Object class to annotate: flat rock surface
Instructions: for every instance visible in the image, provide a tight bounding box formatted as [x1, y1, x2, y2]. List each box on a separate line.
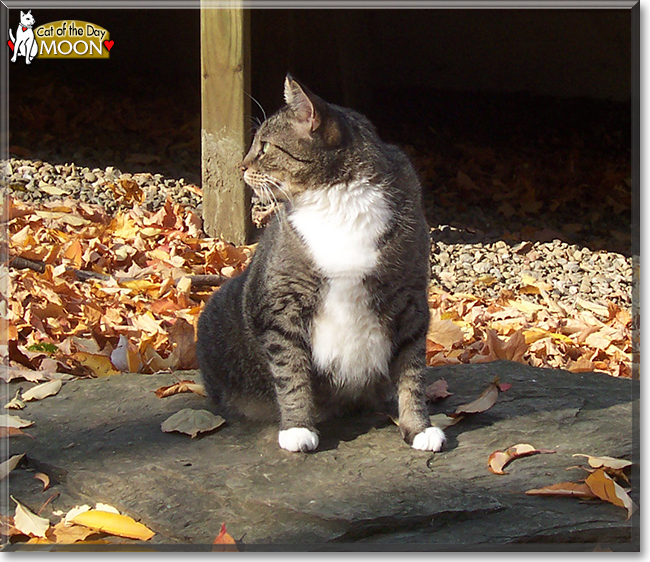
[2, 361, 639, 551]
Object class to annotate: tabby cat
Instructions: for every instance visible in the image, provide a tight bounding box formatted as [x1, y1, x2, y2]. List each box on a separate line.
[196, 76, 445, 453]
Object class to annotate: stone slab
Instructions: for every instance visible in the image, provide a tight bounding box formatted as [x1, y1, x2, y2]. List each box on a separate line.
[2, 361, 639, 551]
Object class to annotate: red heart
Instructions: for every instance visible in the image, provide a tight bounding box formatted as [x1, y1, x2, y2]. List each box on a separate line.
[7, 39, 14, 52]
[103, 40, 114, 52]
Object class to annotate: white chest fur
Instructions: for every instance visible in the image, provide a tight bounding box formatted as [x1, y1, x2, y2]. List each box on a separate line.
[289, 181, 393, 390]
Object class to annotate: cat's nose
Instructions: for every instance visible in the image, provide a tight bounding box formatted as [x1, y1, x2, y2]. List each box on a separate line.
[240, 163, 247, 173]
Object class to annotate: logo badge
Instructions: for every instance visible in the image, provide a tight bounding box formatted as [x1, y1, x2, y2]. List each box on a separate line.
[8, 10, 113, 63]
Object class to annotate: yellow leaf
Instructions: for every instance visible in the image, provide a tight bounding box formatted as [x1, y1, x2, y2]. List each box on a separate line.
[73, 352, 121, 377]
[120, 279, 160, 295]
[523, 328, 573, 345]
[110, 215, 140, 239]
[71, 509, 155, 541]
[585, 469, 637, 520]
[508, 299, 545, 315]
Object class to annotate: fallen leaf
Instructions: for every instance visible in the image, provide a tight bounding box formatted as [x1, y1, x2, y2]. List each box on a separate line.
[572, 454, 633, 470]
[71, 509, 155, 541]
[425, 379, 452, 402]
[0, 367, 50, 383]
[525, 482, 598, 499]
[94, 503, 120, 515]
[488, 443, 556, 475]
[428, 413, 464, 430]
[50, 520, 97, 544]
[498, 382, 512, 392]
[74, 351, 121, 377]
[486, 329, 528, 362]
[0, 427, 32, 439]
[4, 389, 26, 410]
[63, 505, 91, 526]
[166, 317, 198, 370]
[155, 380, 207, 398]
[450, 376, 501, 417]
[585, 468, 637, 519]
[0, 514, 23, 537]
[0, 414, 34, 428]
[427, 319, 466, 348]
[576, 297, 610, 318]
[0, 454, 25, 480]
[22, 379, 63, 402]
[109, 335, 142, 373]
[161, 408, 225, 438]
[34, 472, 50, 492]
[12, 496, 50, 538]
[212, 522, 238, 552]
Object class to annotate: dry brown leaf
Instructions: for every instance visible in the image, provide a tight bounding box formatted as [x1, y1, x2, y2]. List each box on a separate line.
[425, 379, 452, 402]
[428, 413, 464, 430]
[585, 468, 637, 519]
[0, 514, 23, 537]
[427, 319, 466, 348]
[0, 427, 33, 439]
[167, 317, 198, 370]
[486, 329, 528, 362]
[50, 520, 97, 544]
[155, 380, 207, 399]
[525, 482, 598, 499]
[450, 376, 501, 417]
[161, 408, 225, 438]
[22, 379, 63, 402]
[488, 444, 556, 475]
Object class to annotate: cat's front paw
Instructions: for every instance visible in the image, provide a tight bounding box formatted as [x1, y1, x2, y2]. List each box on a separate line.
[278, 427, 319, 452]
[411, 427, 446, 452]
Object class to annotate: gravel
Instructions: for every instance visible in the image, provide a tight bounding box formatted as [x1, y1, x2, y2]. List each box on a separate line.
[1, 156, 632, 311]
[429, 224, 632, 309]
[1, 158, 202, 216]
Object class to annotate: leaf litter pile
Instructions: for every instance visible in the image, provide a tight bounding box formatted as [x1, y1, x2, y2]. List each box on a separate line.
[1, 194, 254, 382]
[1, 190, 633, 383]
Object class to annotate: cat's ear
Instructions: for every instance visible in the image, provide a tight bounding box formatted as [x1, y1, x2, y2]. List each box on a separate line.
[283, 75, 321, 132]
[20, 10, 25, 16]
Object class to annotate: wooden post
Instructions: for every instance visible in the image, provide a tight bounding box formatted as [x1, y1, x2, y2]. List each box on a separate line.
[200, 3, 252, 245]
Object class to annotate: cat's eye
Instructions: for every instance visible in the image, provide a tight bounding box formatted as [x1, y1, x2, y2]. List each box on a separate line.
[259, 141, 269, 156]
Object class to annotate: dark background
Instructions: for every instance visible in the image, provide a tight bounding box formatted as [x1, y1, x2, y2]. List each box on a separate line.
[7, 8, 634, 254]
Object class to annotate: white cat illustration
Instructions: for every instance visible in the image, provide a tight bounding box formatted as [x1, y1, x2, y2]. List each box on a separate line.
[9, 10, 38, 64]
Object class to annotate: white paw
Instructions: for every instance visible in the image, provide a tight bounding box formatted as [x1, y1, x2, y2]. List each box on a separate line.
[278, 427, 319, 452]
[411, 427, 446, 452]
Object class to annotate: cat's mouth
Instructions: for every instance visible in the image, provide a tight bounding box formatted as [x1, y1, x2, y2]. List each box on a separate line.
[244, 170, 292, 204]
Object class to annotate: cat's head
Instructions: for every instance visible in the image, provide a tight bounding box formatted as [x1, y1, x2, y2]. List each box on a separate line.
[241, 75, 373, 204]
[20, 10, 35, 27]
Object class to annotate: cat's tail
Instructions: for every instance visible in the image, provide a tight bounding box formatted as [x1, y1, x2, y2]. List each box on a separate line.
[9, 28, 15, 43]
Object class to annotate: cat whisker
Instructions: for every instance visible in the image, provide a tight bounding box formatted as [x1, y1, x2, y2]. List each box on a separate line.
[246, 91, 267, 122]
